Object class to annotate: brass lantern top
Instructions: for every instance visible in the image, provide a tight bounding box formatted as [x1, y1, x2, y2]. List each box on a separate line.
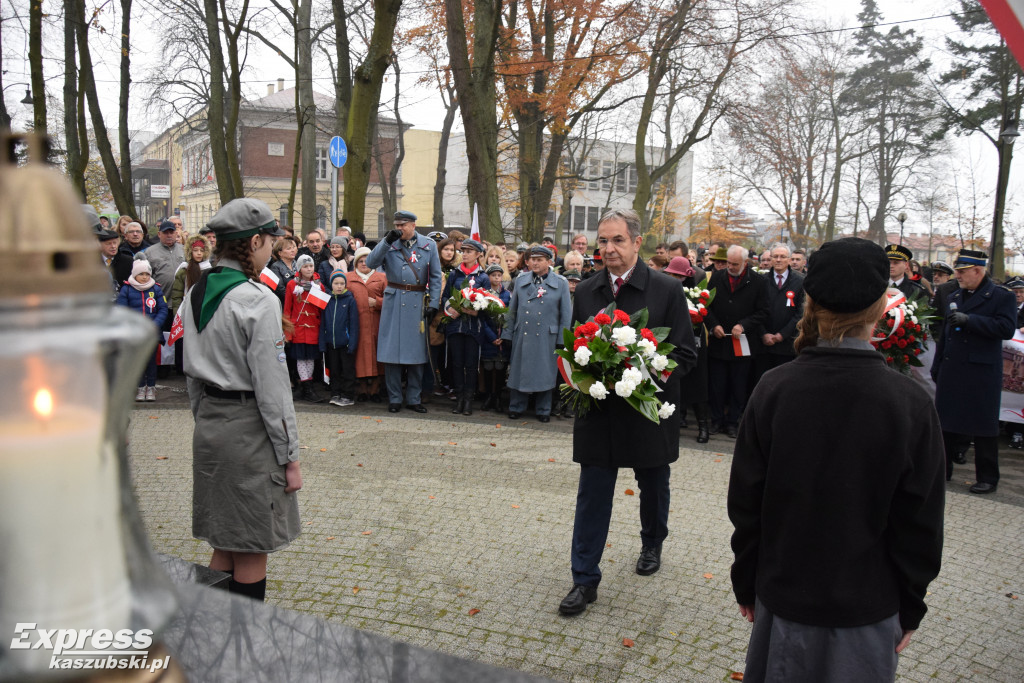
[0, 133, 112, 301]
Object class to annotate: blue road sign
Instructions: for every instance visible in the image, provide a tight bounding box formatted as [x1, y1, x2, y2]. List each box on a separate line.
[329, 136, 348, 168]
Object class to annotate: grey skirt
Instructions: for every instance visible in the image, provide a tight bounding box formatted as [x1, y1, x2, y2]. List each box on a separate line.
[192, 394, 301, 553]
[744, 598, 902, 683]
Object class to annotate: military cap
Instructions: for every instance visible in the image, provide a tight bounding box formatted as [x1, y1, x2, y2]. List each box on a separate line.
[82, 204, 103, 234]
[884, 244, 913, 261]
[954, 249, 988, 269]
[709, 246, 728, 261]
[592, 247, 602, 262]
[1006, 276, 1024, 289]
[804, 238, 888, 313]
[461, 238, 485, 253]
[206, 198, 285, 240]
[485, 264, 504, 275]
[563, 269, 582, 281]
[158, 220, 178, 233]
[394, 210, 417, 223]
[516, 242, 530, 253]
[931, 261, 953, 276]
[528, 245, 554, 259]
[428, 231, 448, 241]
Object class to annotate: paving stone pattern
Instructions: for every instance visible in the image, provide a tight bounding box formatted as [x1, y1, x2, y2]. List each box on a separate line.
[129, 389, 1024, 682]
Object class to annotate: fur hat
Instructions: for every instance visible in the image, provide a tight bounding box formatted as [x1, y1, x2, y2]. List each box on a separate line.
[353, 246, 372, 265]
[804, 238, 888, 313]
[185, 233, 211, 261]
[131, 259, 152, 278]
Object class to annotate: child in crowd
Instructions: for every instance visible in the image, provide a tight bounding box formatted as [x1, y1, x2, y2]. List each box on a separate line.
[320, 271, 360, 407]
[284, 254, 325, 402]
[116, 259, 168, 401]
[480, 264, 511, 412]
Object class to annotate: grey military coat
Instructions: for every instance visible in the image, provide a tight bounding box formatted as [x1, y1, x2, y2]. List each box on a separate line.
[502, 269, 573, 393]
[366, 233, 442, 365]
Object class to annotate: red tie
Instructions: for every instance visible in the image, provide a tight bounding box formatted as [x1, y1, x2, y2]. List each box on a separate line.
[777, 274, 783, 290]
[615, 276, 624, 296]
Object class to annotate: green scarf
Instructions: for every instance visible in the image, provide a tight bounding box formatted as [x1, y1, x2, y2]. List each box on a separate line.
[197, 268, 249, 332]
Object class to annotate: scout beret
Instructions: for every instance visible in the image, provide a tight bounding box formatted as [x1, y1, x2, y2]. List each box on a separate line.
[394, 210, 417, 223]
[529, 245, 554, 259]
[931, 261, 953, 276]
[804, 238, 888, 313]
[954, 249, 987, 269]
[884, 244, 912, 261]
[485, 264, 504, 275]
[206, 198, 285, 240]
[461, 238, 485, 252]
[563, 269, 582, 281]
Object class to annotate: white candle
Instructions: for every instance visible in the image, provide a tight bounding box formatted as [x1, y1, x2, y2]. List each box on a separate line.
[0, 397, 131, 670]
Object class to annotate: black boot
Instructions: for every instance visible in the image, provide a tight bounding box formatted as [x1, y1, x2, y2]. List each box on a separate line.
[462, 391, 473, 416]
[452, 399, 464, 415]
[697, 421, 710, 444]
[481, 393, 496, 411]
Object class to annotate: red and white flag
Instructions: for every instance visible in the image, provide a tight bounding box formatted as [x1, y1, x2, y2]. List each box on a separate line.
[732, 333, 751, 357]
[260, 267, 280, 289]
[470, 203, 481, 242]
[305, 286, 330, 310]
[167, 311, 184, 345]
[980, 0, 1024, 67]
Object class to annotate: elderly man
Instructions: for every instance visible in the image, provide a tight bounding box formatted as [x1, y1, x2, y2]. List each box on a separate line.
[366, 210, 442, 413]
[932, 249, 1016, 493]
[112, 221, 149, 284]
[558, 209, 697, 616]
[502, 245, 572, 422]
[755, 242, 804, 382]
[199, 225, 217, 251]
[297, 228, 329, 273]
[572, 233, 590, 256]
[145, 220, 186, 294]
[704, 245, 769, 437]
[885, 244, 926, 299]
[931, 261, 953, 286]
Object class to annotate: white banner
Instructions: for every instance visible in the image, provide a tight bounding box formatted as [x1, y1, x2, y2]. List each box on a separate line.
[1000, 330, 1024, 424]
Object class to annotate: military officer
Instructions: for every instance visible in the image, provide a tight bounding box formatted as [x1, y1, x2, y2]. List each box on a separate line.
[366, 210, 442, 413]
[931, 249, 1016, 494]
[885, 244, 926, 300]
[502, 245, 573, 422]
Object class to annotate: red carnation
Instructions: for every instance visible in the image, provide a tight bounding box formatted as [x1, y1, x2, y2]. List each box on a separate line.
[907, 335, 915, 343]
[913, 348, 921, 356]
[595, 313, 612, 325]
[903, 354, 910, 363]
[699, 292, 710, 301]
[897, 339, 907, 349]
[641, 328, 656, 343]
[885, 356, 894, 363]
[896, 327, 905, 337]
[915, 324, 922, 332]
[617, 345, 627, 353]
[881, 340, 892, 350]
[614, 309, 631, 324]
[573, 338, 589, 350]
[689, 311, 702, 323]
[577, 321, 599, 338]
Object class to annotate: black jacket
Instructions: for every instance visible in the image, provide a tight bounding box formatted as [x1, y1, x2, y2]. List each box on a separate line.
[704, 268, 770, 360]
[729, 344, 945, 631]
[111, 240, 149, 286]
[892, 276, 926, 301]
[756, 268, 804, 357]
[571, 261, 697, 468]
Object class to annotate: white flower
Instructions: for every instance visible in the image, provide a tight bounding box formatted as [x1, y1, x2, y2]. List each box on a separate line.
[651, 354, 669, 372]
[589, 382, 608, 400]
[637, 338, 657, 358]
[622, 367, 643, 384]
[611, 325, 637, 346]
[472, 298, 488, 311]
[658, 402, 676, 419]
[574, 346, 593, 365]
[615, 379, 637, 397]
[911, 316, 918, 324]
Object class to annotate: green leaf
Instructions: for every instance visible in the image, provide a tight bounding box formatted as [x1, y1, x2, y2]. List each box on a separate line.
[631, 308, 649, 330]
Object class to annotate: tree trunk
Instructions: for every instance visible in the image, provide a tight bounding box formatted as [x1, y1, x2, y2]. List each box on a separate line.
[445, 0, 503, 242]
[991, 139, 1013, 280]
[203, 0, 235, 205]
[29, 0, 46, 135]
[287, 85, 301, 228]
[221, 0, 248, 198]
[118, 0, 134, 205]
[332, 0, 352, 133]
[0, 22, 10, 129]
[432, 96, 458, 230]
[343, 0, 403, 235]
[296, 0, 317, 238]
[63, 8, 85, 197]
[73, 0, 137, 217]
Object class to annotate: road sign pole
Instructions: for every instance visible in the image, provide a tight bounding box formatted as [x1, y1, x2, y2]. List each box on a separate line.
[331, 166, 339, 239]
[327, 135, 348, 239]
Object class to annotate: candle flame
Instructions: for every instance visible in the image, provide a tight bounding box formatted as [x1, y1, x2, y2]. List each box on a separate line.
[33, 388, 54, 418]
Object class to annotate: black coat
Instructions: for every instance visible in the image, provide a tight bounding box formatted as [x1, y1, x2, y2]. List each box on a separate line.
[892, 276, 926, 301]
[111, 240, 148, 285]
[757, 268, 805, 357]
[729, 344, 945, 631]
[704, 267, 770, 360]
[932, 277, 1016, 436]
[571, 261, 697, 468]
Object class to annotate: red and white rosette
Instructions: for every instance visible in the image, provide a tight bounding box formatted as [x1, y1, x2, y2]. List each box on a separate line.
[786, 290, 795, 307]
[871, 289, 907, 342]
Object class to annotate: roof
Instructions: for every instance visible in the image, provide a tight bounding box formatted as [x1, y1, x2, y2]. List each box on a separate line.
[245, 86, 337, 112]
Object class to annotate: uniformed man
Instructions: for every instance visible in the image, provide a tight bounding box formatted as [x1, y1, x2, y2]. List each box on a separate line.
[931, 261, 953, 287]
[885, 244, 926, 300]
[931, 249, 1016, 494]
[501, 245, 572, 422]
[366, 210, 442, 413]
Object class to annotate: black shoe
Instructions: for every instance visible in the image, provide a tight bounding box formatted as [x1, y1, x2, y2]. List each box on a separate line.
[708, 422, 723, 435]
[406, 404, 428, 414]
[304, 384, 325, 404]
[697, 421, 710, 444]
[969, 482, 997, 494]
[452, 400, 464, 415]
[481, 394, 496, 411]
[636, 546, 662, 576]
[725, 424, 738, 439]
[558, 584, 598, 616]
[388, 403, 401, 413]
[953, 449, 968, 465]
[356, 393, 368, 403]
[462, 400, 473, 416]
[508, 412, 521, 420]
[371, 393, 383, 403]
[538, 415, 550, 423]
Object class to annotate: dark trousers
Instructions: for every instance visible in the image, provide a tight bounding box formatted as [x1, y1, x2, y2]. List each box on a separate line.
[943, 431, 999, 484]
[138, 353, 157, 388]
[709, 356, 753, 428]
[325, 346, 356, 399]
[570, 463, 671, 587]
[447, 333, 480, 400]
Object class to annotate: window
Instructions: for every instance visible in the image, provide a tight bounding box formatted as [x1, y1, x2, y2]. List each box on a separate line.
[601, 161, 613, 191]
[587, 159, 601, 191]
[545, 210, 556, 230]
[587, 206, 600, 231]
[574, 206, 587, 232]
[629, 165, 638, 193]
[615, 163, 628, 193]
[316, 148, 329, 181]
[315, 205, 327, 230]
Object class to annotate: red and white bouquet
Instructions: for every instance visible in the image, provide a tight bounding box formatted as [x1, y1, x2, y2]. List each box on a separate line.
[440, 286, 507, 325]
[871, 289, 937, 375]
[556, 303, 678, 424]
[682, 276, 715, 324]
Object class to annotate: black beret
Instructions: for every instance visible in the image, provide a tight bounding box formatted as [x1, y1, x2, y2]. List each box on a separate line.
[804, 238, 888, 313]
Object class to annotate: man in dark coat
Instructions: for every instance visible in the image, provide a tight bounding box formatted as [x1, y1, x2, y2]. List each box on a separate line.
[931, 249, 1016, 493]
[754, 243, 804, 383]
[703, 245, 769, 437]
[885, 244, 926, 300]
[558, 209, 697, 616]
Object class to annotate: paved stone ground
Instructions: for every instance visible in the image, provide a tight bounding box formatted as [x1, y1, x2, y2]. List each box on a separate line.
[129, 375, 1024, 681]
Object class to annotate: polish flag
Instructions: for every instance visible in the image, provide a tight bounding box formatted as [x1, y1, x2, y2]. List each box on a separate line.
[167, 311, 184, 345]
[470, 203, 480, 242]
[305, 286, 330, 310]
[259, 267, 280, 290]
[980, 0, 1024, 67]
[732, 333, 751, 358]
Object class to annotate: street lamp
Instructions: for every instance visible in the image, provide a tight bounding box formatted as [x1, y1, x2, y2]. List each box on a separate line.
[992, 117, 1019, 279]
[2, 82, 34, 105]
[897, 212, 907, 245]
[565, 189, 574, 257]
